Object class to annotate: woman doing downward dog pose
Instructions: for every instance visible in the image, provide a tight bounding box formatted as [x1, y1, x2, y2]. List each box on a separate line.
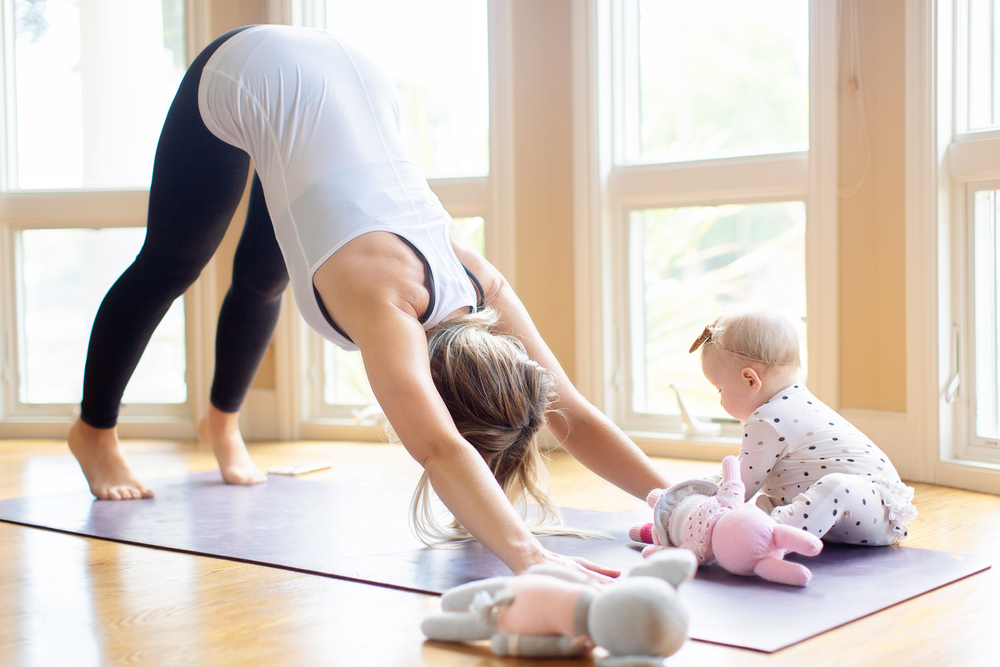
[68, 25, 670, 576]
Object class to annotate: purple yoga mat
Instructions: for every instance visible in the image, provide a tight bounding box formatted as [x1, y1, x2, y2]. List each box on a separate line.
[0, 472, 989, 652]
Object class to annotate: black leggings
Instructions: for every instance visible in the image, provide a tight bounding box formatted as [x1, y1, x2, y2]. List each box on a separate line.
[80, 27, 289, 429]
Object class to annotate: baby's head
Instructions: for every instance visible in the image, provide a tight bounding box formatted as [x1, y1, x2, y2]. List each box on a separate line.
[690, 308, 800, 421]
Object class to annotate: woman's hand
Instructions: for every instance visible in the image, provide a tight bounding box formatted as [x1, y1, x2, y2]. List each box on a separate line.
[525, 548, 621, 584]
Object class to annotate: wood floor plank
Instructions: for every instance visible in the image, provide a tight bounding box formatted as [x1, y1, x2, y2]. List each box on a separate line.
[0, 439, 996, 666]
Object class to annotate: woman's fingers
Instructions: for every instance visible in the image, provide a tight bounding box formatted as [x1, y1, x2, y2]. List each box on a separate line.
[567, 555, 621, 582]
[536, 550, 620, 584]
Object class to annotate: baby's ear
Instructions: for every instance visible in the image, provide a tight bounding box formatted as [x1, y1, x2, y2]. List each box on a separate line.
[742, 367, 762, 393]
[627, 548, 697, 587]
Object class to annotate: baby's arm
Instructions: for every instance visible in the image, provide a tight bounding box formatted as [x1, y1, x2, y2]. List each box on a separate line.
[739, 418, 788, 502]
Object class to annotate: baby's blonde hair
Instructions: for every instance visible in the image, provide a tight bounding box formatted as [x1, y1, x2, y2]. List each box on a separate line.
[697, 308, 800, 370]
[410, 307, 587, 545]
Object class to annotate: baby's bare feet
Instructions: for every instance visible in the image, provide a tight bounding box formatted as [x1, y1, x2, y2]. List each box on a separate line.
[68, 419, 154, 500]
[198, 408, 267, 486]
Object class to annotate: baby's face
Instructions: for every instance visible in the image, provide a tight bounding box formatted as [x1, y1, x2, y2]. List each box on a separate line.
[701, 351, 758, 422]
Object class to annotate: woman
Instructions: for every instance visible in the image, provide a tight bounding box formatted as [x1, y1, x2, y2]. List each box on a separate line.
[69, 25, 670, 577]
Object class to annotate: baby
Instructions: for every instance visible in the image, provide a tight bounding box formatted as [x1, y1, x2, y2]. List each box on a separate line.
[691, 308, 917, 545]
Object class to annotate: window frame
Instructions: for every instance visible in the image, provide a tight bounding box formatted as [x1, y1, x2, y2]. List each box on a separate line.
[0, 1, 212, 439]
[895, 0, 1000, 494]
[937, 0, 1000, 475]
[962, 180, 1000, 455]
[571, 0, 839, 458]
[269, 0, 515, 440]
[941, 0, 1000, 464]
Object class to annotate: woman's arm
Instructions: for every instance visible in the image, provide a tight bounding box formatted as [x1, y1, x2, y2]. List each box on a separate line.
[492, 282, 671, 499]
[313, 235, 616, 576]
[352, 301, 617, 576]
[449, 232, 672, 500]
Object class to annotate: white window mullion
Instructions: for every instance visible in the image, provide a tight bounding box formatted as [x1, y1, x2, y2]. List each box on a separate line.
[428, 177, 490, 219]
[931, 0, 1000, 493]
[805, 0, 841, 409]
[0, 2, 211, 439]
[281, 1, 505, 440]
[607, 153, 808, 207]
[585, 0, 819, 457]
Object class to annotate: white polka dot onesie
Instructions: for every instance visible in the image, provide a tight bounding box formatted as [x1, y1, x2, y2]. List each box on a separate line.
[740, 384, 917, 545]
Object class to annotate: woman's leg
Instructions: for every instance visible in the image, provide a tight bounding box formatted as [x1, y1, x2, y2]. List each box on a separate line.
[70, 26, 254, 500]
[199, 173, 289, 484]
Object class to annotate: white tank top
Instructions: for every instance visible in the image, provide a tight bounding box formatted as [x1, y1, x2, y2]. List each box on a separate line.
[197, 25, 478, 351]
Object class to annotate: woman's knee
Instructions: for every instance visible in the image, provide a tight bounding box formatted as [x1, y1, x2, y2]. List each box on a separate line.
[230, 261, 289, 303]
[127, 246, 208, 298]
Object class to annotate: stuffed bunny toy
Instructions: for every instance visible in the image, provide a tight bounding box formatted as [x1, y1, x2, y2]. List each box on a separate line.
[630, 456, 823, 587]
[421, 549, 698, 666]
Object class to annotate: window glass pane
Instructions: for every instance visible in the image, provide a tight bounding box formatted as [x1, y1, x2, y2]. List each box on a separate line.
[965, 0, 1000, 131]
[972, 190, 1000, 439]
[17, 229, 186, 404]
[10, 0, 186, 189]
[635, 0, 808, 163]
[323, 340, 373, 407]
[322, 217, 485, 407]
[325, 0, 488, 178]
[631, 202, 807, 420]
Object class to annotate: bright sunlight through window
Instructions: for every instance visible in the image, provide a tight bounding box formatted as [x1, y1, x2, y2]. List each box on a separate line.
[325, 0, 488, 178]
[633, 0, 808, 163]
[17, 228, 186, 405]
[630, 203, 807, 421]
[972, 189, 1000, 442]
[10, 0, 185, 189]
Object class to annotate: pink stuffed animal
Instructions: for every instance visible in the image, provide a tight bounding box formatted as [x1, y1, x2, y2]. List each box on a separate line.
[630, 456, 823, 586]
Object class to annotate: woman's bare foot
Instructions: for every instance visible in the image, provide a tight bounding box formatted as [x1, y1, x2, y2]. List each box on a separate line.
[198, 407, 267, 485]
[68, 419, 154, 500]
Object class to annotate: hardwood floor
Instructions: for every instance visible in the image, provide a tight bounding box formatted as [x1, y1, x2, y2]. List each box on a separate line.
[0, 438, 996, 666]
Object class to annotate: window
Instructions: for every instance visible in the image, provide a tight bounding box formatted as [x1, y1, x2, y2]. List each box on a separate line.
[6, 0, 184, 185]
[629, 202, 807, 425]
[298, 0, 500, 427]
[969, 187, 999, 445]
[325, 0, 488, 178]
[939, 0, 1000, 466]
[313, 216, 486, 419]
[0, 0, 196, 435]
[961, 0, 1000, 133]
[16, 228, 185, 405]
[589, 0, 818, 444]
[626, 1, 808, 163]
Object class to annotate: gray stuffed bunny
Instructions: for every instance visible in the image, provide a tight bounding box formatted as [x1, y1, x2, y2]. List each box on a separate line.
[421, 549, 697, 666]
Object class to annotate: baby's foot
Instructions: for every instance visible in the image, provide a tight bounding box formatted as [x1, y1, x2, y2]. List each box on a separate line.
[198, 409, 267, 485]
[68, 419, 154, 500]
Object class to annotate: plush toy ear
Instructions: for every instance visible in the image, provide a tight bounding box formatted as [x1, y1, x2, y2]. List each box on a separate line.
[721, 455, 740, 482]
[752, 555, 813, 587]
[440, 577, 512, 612]
[490, 634, 590, 658]
[595, 656, 673, 667]
[421, 610, 495, 643]
[628, 522, 656, 545]
[628, 548, 698, 588]
[772, 524, 823, 557]
[646, 488, 665, 507]
[641, 544, 666, 558]
[715, 456, 746, 508]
